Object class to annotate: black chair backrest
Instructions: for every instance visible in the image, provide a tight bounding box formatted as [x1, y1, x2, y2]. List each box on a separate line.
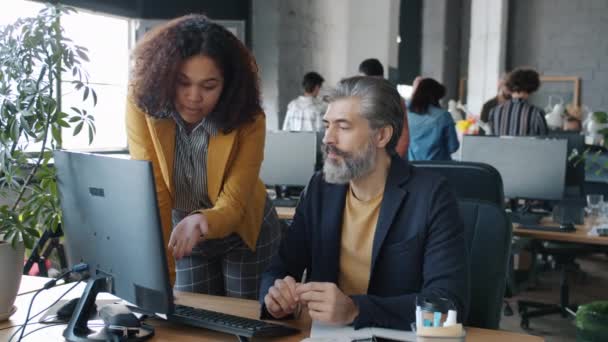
[459, 199, 512, 329]
[412, 161, 504, 206]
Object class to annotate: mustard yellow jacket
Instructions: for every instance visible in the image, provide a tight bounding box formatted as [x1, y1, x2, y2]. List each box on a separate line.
[125, 98, 267, 280]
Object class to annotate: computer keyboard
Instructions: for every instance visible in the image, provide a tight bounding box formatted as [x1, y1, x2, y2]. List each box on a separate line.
[507, 211, 543, 225]
[171, 304, 300, 338]
[517, 224, 573, 233]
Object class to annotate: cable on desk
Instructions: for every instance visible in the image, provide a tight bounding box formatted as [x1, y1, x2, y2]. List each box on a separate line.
[10, 263, 88, 342]
[30, 281, 82, 323]
[19, 322, 106, 340]
[1, 280, 82, 335]
[16, 280, 71, 297]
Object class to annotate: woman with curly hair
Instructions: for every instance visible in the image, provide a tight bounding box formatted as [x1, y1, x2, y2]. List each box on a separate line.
[126, 14, 282, 299]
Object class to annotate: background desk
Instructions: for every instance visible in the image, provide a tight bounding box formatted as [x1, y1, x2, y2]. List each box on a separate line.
[513, 217, 608, 246]
[0, 276, 544, 341]
[278, 206, 608, 246]
[276, 206, 295, 221]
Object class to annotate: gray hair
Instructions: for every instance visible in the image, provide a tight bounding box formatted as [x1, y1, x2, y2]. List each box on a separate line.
[328, 76, 404, 154]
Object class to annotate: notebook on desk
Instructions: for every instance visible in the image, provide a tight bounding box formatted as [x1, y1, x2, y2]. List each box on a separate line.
[308, 321, 415, 342]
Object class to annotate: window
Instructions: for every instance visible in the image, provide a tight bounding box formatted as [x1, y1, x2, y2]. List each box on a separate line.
[60, 9, 130, 151]
[1, 0, 130, 152]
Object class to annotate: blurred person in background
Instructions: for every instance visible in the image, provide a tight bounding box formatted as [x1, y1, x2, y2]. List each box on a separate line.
[407, 78, 459, 161]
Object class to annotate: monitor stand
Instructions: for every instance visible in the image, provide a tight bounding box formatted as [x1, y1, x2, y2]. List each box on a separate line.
[63, 276, 154, 342]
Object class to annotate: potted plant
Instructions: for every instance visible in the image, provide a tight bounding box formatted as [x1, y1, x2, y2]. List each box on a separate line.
[0, 3, 96, 320]
[576, 301, 608, 341]
[584, 111, 608, 146]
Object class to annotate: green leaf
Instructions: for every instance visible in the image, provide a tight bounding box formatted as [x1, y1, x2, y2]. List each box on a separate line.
[23, 234, 34, 249]
[73, 121, 83, 136]
[83, 86, 89, 102]
[10, 119, 20, 141]
[76, 49, 89, 62]
[57, 119, 70, 128]
[51, 125, 62, 144]
[24, 227, 40, 238]
[91, 89, 97, 106]
[88, 124, 94, 145]
[593, 112, 608, 124]
[68, 116, 81, 123]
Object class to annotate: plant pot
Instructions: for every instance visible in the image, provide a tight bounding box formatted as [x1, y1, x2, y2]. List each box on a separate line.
[0, 240, 24, 321]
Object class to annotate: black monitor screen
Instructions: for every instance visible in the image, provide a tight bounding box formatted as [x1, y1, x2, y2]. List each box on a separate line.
[545, 131, 585, 195]
[55, 150, 172, 315]
[461, 136, 568, 201]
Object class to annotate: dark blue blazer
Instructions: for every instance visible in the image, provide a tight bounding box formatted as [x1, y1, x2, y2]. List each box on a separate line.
[260, 157, 469, 330]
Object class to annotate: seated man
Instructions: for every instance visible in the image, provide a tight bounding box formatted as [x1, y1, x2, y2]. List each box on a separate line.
[259, 76, 469, 329]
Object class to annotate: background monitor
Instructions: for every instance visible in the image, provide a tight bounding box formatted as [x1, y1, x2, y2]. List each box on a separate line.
[260, 131, 318, 187]
[461, 135, 568, 201]
[545, 131, 585, 196]
[55, 150, 172, 317]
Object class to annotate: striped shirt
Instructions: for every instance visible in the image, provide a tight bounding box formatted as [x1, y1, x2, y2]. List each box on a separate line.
[172, 112, 218, 212]
[488, 98, 548, 136]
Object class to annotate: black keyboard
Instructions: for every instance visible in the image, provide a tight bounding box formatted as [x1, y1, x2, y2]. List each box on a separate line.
[507, 212, 543, 225]
[518, 224, 573, 233]
[170, 304, 299, 338]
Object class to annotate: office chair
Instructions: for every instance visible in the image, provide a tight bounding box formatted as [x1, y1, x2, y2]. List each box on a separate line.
[458, 199, 512, 329]
[412, 160, 519, 316]
[517, 240, 590, 329]
[516, 180, 608, 328]
[411, 160, 504, 206]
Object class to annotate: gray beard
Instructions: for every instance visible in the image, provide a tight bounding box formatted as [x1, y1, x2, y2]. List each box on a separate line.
[323, 141, 377, 184]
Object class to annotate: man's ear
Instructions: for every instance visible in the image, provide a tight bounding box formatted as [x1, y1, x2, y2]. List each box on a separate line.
[374, 125, 394, 149]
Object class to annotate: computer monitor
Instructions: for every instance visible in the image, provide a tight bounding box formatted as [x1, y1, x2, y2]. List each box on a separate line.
[55, 150, 171, 340]
[260, 131, 317, 187]
[55, 151, 299, 341]
[545, 131, 585, 196]
[461, 135, 568, 201]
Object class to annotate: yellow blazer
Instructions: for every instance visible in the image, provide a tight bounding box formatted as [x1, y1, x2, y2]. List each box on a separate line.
[125, 97, 267, 281]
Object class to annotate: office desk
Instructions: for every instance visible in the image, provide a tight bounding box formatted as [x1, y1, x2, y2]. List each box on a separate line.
[277, 206, 608, 246]
[276, 206, 295, 221]
[513, 217, 608, 246]
[1, 276, 544, 342]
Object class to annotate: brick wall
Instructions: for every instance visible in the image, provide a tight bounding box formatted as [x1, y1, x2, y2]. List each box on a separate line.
[508, 0, 608, 111]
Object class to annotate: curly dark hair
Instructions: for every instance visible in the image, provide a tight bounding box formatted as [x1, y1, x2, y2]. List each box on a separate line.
[506, 68, 540, 94]
[409, 78, 446, 114]
[130, 14, 262, 133]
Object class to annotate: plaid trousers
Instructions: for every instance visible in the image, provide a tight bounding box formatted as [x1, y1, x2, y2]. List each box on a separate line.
[172, 198, 283, 299]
